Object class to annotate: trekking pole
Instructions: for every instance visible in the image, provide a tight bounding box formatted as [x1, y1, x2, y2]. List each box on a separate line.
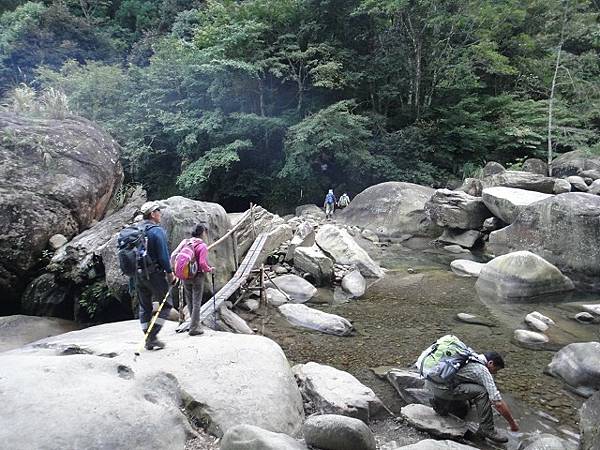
[211, 271, 217, 319]
[134, 280, 178, 360]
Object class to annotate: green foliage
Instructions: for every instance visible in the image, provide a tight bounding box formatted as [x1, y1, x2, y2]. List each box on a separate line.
[78, 282, 114, 320]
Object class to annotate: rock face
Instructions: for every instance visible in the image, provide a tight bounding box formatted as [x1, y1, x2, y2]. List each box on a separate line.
[450, 260, 484, 278]
[522, 158, 548, 175]
[488, 193, 600, 290]
[338, 182, 440, 237]
[293, 362, 384, 423]
[4, 321, 304, 438]
[476, 251, 574, 300]
[552, 150, 600, 177]
[267, 274, 317, 303]
[233, 205, 285, 258]
[425, 189, 491, 229]
[316, 225, 384, 278]
[0, 112, 123, 313]
[400, 404, 468, 439]
[546, 342, 600, 397]
[278, 304, 353, 336]
[482, 187, 553, 224]
[481, 170, 556, 194]
[293, 245, 334, 286]
[580, 391, 600, 450]
[285, 221, 315, 262]
[437, 229, 482, 249]
[220, 424, 307, 450]
[302, 414, 376, 450]
[296, 204, 326, 220]
[341, 269, 367, 298]
[0, 314, 79, 352]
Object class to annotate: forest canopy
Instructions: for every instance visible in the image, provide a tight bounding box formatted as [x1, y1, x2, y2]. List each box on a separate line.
[1, 0, 599, 212]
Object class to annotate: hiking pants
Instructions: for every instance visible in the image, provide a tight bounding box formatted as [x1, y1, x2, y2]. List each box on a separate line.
[432, 382, 495, 434]
[184, 275, 205, 332]
[325, 203, 334, 218]
[135, 271, 173, 337]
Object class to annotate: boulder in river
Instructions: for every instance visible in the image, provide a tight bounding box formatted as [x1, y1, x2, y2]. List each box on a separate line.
[476, 251, 574, 300]
[266, 288, 288, 307]
[482, 187, 553, 224]
[341, 269, 367, 298]
[580, 391, 600, 450]
[267, 274, 317, 303]
[400, 404, 468, 439]
[513, 329, 549, 349]
[302, 414, 376, 450]
[481, 170, 556, 194]
[525, 311, 554, 332]
[546, 341, 600, 397]
[278, 303, 353, 336]
[450, 260, 484, 278]
[220, 424, 307, 450]
[437, 229, 482, 249]
[488, 193, 600, 290]
[293, 362, 384, 423]
[0, 112, 123, 313]
[316, 225, 384, 278]
[338, 182, 440, 237]
[521, 433, 577, 450]
[232, 205, 285, 258]
[424, 189, 491, 230]
[293, 245, 333, 286]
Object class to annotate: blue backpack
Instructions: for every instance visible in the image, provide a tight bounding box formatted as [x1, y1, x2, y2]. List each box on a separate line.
[325, 193, 335, 204]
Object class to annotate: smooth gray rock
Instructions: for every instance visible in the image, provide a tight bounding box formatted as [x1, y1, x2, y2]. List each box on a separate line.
[554, 179, 572, 194]
[580, 169, 600, 180]
[386, 369, 429, 404]
[582, 304, 600, 315]
[232, 205, 286, 260]
[393, 439, 479, 450]
[341, 269, 366, 298]
[0, 352, 189, 450]
[220, 424, 307, 450]
[285, 221, 315, 262]
[567, 176, 589, 192]
[588, 179, 600, 195]
[266, 288, 288, 307]
[522, 158, 548, 176]
[546, 342, 600, 396]
[293, 245, 333, 286]
[482, 187, 553, 224]
[0, 112, 123, 311]
[514, 329, 549, 348]
[438, 229, 482, 249]
[476, 251, 574, 300]
[293, 362, 384, 423]
[296, 204, 326, 220]
[552, 150, 600, 177]
[488, 193, 600, 290]
[481, 170, 556, 194]
[0, 314, 79, 352]
[521, 433, 577, 450]
[48, 234, 68, 250]
[575, 312, 595, 323]
[525, 311, 554, 332]
[443, 244, 470, 254]
[316, 225, 384, 278]
[483, 161, 506, 177]
[361, 228, 379, 242]
[338, 182, 440, 237]
[400, 404, 468, 439]
[278, 304, 353, 336]
[424, 189, 491, 230]
[580, 391, 600, 450]
[456, 313, 495, 327]
[450, 260, 484, 278]
[266, 274, 317, 303]
[8, 321, 304, 437]
[303, 414, 376, 450]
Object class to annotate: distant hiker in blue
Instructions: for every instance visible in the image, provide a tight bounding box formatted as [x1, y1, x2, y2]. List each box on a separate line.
[324, 189, 336, 219]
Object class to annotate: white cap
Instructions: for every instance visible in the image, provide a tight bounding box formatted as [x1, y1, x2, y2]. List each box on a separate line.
[140, 201, 161, 215]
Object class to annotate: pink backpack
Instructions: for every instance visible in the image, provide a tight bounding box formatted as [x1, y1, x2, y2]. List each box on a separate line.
[173, 240, 199, 280]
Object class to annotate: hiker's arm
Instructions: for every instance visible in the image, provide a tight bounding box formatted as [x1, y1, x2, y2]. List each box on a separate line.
[196, 244, 212, 272]
[155, 228, 173, 273]
[493, 400, 519, 431]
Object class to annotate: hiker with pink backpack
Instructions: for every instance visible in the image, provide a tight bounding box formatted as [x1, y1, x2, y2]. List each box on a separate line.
[171, 223, 214, 336]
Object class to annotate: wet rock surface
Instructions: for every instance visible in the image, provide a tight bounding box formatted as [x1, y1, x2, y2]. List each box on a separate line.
[278, 303, 353, 336]
[546, 342, 600, 397]
[400, 404, 468, 439]
[220, 424, 307, 450]
[302, 414, 377, 450]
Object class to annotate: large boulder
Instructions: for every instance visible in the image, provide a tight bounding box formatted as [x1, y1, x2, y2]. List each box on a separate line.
[285, 221, 315, 262]
[341, 269, 367, 298]
[296, 204, 326, 220]
[424, 189, 491, 230]
[400, 404, 468, 439]
[220, 424, 307, 450]
[450, 260, 484, 278]
[476, 251, 574, 300]
[437, 229, 482, 249]
[338, 182, 440, 237]
[546, 342, 600, 397]
[481, 187, 553, 224]
[522, 158, 548, 176]
[231, 205, 285, 258]
[293, 245, 334, 286]
[488, 193, 600, 290]
[552, 150, 600, 177]
[0, 314, 79, 352]
[293, 362, 384, 423]
[483, 161, 506, 176]
[278, 304, 353, 336]
[0, 112, 123, 313]
[580, 391, 600, 450]
[267, 274, 317, 303]
[481, 170, 556, 194]
[6, 321, 304, 438]
[316, 225, 384, 278]
[302, 414, 376, 450]
[566, 175, 589, 192]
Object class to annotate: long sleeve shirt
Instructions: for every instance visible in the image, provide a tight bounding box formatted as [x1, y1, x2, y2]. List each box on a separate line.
[143, 221, 172, 273]
[171, 238, 212, 273]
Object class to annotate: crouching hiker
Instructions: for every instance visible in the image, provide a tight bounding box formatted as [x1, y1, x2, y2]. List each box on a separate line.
[118, 201, 175, 350]
[171, 224, 214, 336]
[417, 335, 519, 444]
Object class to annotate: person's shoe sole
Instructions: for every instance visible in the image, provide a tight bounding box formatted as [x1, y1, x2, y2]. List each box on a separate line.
[189, 330, 204, 336]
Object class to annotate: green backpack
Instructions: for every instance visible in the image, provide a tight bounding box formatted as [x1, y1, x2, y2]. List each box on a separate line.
[417, 335, 480, 384]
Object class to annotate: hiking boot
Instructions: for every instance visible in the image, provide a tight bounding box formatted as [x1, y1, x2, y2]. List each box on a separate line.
[145, 338, 166, 350]
[429, 398, 450, 417]
[188, 327, 204, 336]
[477, 430, 508, 444]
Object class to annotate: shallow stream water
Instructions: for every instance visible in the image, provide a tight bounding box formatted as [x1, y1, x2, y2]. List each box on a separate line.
[245, 235, 599, 449]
